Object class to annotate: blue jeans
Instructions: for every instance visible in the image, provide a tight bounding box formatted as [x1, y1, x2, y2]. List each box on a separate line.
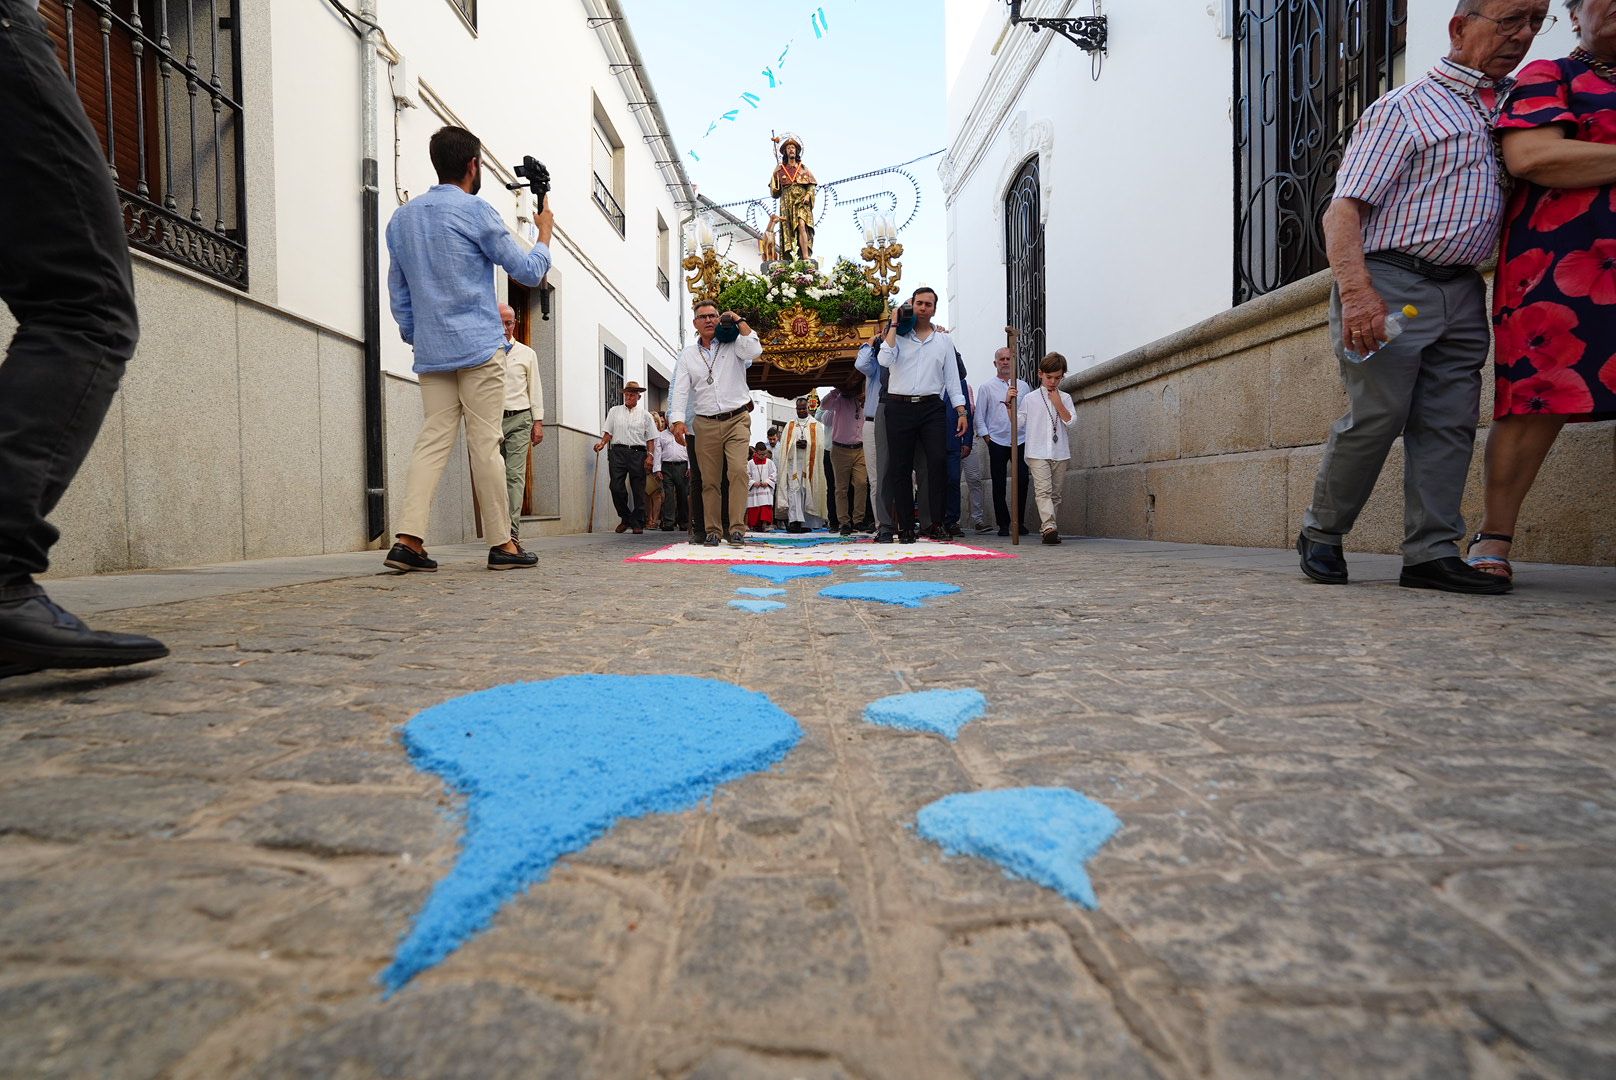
[0, 1, 140, 598]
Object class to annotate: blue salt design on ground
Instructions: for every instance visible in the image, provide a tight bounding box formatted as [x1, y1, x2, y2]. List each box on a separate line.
[862, 564, 893, 571]
[729, 565, 834, 584]
[860, 570, 904, 578]
[382, 675, 801, 992]
[915, 787, 1121, 909]
[729, 598, 787, 613]
[735, 587, 787, 597]
[818, 581, 961, 608]
[864, 688, 986, 740]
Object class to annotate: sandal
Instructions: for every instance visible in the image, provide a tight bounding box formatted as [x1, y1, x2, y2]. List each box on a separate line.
[1464, 531, 1514, 583]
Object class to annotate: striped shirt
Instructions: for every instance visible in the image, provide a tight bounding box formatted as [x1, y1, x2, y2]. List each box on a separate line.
[1335, 58, 1512, 268]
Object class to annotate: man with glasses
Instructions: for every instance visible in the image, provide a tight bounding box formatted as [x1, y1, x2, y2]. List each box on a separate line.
[1296, 0, 1551, 595]
[670, 301, 761, 547]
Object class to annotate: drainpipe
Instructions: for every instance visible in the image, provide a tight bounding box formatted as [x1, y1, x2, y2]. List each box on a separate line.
[360, 0, 386, 545]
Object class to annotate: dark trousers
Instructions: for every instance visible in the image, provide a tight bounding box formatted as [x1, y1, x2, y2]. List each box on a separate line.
[823, 448, 838, 530]
[0, 3, 140, 600]
[882, 398, 947, 533]
[944, 441, 963, 527]
[684, 434, 731, 537]
[660, 460, 689, 529]
[987, 438, 1031, 533]
[607, 444, 648, 528]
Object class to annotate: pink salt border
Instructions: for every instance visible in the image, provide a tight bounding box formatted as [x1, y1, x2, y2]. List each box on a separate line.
[626, 541, 1016, 567]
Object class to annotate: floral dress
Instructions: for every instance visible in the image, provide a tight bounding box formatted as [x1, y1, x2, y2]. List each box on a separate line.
[1492, 54, 1616, 421]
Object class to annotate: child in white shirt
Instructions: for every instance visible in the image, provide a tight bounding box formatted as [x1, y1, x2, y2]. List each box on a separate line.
[1024, 352, 1075, 544]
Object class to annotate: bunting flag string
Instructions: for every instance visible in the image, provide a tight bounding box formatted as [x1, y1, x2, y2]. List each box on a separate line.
[685, 4, 844, 163]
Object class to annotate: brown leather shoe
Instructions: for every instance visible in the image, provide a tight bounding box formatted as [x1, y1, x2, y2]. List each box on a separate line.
[614, 521, 628, 533]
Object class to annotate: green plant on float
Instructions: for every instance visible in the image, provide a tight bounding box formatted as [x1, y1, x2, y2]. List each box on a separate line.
[714, 256, 885, 331]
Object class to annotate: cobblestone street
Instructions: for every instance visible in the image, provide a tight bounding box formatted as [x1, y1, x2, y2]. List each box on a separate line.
[1, 534, 1613, 1079]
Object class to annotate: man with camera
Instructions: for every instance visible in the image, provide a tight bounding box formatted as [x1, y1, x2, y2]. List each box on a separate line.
[878, 287, 969, 543]
[669, 301, 761, 547]
[383, 125, 553, 573]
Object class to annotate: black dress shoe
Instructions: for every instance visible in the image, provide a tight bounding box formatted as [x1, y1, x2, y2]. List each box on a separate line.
[924, 524, 950, 542]
[946, 523, 964, 538]
[839, 524, 854, 537]
[874, 530, 896, 544]
[1296, 532, 1347, 584]
[487, 546, 539, 570]
[1399, 556, 1511, 595]
[727, 530, 747, 547]
[898, 531, 918, 545]
[384, 543, 438, 572]
[704, 532, 722, 547]
[0, 594, 168, 670]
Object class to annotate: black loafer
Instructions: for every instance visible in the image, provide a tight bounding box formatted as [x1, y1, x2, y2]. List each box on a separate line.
[0, 594, 168, 670]
[924, 525, 950, 542]
[1399, 556, 1511, 595]
[384, 543, 438, 572]
[898, 531, 918, 545]
[874, 530, 896, 544]
[947, 523, 964, 538]
[704, 532, 722, 547]
[488, 546, 539, 570]
[1297, 531, 1348, 584]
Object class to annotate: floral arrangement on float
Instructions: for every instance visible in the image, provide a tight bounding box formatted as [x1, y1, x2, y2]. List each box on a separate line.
[715, 257, 885, 333]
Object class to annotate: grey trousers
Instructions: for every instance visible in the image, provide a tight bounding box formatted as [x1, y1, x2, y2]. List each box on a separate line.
[1302, 261, 1488, 565]
[864, 410, 893, 531]
[499, 409, 532, 539]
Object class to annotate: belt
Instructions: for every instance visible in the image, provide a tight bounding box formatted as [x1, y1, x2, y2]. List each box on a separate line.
[503, 408, 531, 418]
[886, 394, 939, 404]
[697, 406, 747, 421]
[1368, 250, 1475, 282]
[833, 440, 862, 449]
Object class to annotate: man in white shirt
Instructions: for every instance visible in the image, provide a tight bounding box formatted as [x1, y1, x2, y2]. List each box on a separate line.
[652, 409, 689, 531]
[877, 287, 969, 543]
[976, 345, 1034, 537]
[496, 304, 544, 543]
[594, 381, 658, 534]
[669, 301, 762, 547]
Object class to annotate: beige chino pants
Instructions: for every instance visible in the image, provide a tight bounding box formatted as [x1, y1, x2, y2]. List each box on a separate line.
[1026, 456, 1068, 535]
[396, 354, 512, 546]
[693, 411, 750, 537]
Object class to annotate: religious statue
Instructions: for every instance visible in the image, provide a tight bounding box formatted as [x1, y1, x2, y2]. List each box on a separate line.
[769, 132, 816, 263]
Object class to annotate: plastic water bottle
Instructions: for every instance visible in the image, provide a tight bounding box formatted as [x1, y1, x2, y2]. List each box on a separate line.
[1344, 304, 1419, 364]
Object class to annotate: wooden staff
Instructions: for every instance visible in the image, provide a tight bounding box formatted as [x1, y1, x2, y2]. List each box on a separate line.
[587, 446, 601, 533]
[1006, 324, 1021, 546]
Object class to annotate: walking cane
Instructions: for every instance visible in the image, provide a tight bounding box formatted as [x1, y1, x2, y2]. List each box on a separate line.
[587, 446, 601, 533]
[1005, 325, 1021, 546]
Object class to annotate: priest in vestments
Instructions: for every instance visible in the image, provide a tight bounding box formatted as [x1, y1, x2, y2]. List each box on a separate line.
[776, 397, 827, 532]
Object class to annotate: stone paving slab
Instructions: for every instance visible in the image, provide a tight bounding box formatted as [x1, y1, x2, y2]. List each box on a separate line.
[1, 532, 1613, 1078]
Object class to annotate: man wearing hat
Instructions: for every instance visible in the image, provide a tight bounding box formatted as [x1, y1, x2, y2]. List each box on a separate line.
[595, 381, 658, 534]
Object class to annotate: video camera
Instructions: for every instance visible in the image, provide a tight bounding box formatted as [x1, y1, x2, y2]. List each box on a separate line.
[507, 155, 551, 210]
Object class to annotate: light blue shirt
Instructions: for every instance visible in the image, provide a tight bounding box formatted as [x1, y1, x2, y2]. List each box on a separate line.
[386, 184, 552, 374]
[854, 343, 886, 415]
[877, 329, 966, 410]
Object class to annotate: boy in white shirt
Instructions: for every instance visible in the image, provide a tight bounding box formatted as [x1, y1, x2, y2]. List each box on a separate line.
[1024, 352, 1075, 545]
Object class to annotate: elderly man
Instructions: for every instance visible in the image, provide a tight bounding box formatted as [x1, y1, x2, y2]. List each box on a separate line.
[670, 301, 762, 547]
[976, 345, 1033, 537]
[496, 304, 544, 544]
[1297, 0, 1548, 595]
[594, 381, 658, 535]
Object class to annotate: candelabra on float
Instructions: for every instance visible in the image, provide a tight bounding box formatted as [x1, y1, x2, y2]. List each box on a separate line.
[682, 220, 722, 304]
[860, 214, 904, 315]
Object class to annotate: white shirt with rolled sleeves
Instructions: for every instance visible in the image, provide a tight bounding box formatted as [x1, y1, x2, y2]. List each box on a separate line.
[654, 426, 687, 465]
[877, 329, 966, 409]
[1023, 388, 1074, 461]
[669, 333, 763, 420]
[500, 341, 543, 417]
[602, 401, 658, 447]
[976, 376, 1033, 445]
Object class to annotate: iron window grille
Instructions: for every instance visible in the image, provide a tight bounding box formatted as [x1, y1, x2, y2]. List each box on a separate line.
[1004, 156, 1047, 389]
[444, 0, 476, 33]
[604, 346, 626, 411]
[593, 172, 626, 238]
[41, 0, 248, 289]
[1233, 0, 1407, 304]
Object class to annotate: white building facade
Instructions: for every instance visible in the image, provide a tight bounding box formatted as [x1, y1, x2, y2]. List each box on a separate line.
[941, 0, 1577, 386]
[13, 0, 694, 576]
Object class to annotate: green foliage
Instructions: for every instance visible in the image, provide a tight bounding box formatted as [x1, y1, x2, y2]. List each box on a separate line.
[714, 256, 885, 331]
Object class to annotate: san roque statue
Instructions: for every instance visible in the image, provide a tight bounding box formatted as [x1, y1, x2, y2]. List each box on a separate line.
[769, 132, 816, 263]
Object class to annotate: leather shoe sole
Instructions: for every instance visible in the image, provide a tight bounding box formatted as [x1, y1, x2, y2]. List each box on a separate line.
[1399, 563, 1511, 595]
[0, 596, 169, 670]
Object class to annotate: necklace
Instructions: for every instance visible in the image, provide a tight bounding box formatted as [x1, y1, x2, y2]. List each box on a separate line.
[1430, 69, 1511, 192]
[1572, 47, 1616, 87]
[1039, 387, 1063, 443]
[698, 339, 718, 385]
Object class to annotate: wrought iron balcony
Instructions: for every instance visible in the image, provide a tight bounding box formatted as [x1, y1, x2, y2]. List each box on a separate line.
[592, 172, 625, 237]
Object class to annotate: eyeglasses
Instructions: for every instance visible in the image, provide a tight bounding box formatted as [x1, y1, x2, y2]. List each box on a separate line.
[1466, 11, 1557, 36]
